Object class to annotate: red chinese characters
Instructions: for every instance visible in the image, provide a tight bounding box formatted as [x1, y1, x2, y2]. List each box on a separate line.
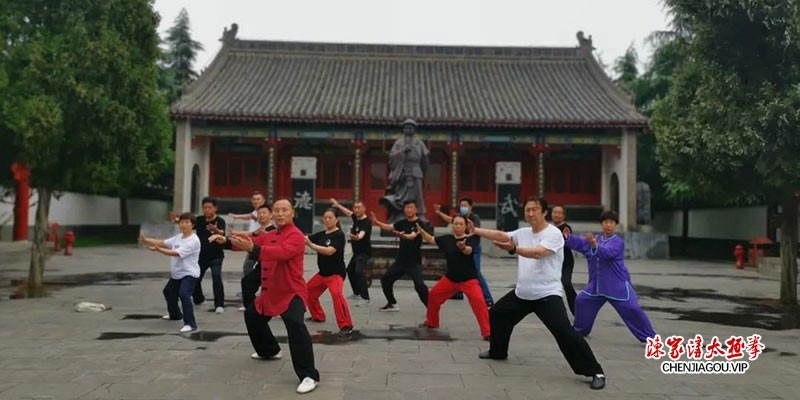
[665, 335, 685, 360]
[724, 336, 745, 360]
[704, 336, 726, 360]
[685, 334, 704, 360]
[746, 334, 765, 360]
[645, 334, 666, 360]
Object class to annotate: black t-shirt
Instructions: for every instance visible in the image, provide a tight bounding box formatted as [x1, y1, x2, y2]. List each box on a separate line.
[194, 215, 226, 261]
[557, 222, 574, 267]
[393, 218, 432, 265]
[309, 229, 346, 278]
[435, 234, 480, 282]
[350, 215, 372, 255]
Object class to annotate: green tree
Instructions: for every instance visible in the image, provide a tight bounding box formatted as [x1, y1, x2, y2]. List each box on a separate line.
[160, 8, 203, 104]
[652, 0, 800, 305]
[0, 0, 171, 296]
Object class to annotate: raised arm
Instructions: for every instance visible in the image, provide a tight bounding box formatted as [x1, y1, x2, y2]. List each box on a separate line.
[139, 233, 166, 248]
[330, 198, 354, 217]
[415, 222, 435, 244]
[370, 211, 395, 232]
[565, 233, 596, 258]
[305, 234, 338, 256]
[228, 212, 254, 221]
[433, 204, 453, 224]
[469, 219, 511, 243]
[595, 236, 624, 261]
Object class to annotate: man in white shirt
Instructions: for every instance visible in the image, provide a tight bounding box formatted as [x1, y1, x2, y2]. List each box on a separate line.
[140, 212, 202, 333]
[470, 197, 606, 390]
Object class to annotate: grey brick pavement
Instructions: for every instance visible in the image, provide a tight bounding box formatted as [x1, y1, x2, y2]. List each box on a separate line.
[0, 244, 798, 399]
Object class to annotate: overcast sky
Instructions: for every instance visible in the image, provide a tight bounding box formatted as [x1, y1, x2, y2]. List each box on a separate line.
[153, 0, 671, 76]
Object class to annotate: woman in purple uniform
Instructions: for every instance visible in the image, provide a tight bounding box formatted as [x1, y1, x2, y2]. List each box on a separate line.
[564, 210, 656, 343]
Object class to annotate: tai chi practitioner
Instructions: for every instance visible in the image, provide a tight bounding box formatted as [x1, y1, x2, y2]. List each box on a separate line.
[304, 208, 355, 336]
[416, 215, 490, 339]
[470, 196, 606, 390]
[564, 210, 657, 343]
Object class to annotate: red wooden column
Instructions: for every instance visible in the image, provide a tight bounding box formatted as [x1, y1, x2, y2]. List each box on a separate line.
[11, 162, 31, 241]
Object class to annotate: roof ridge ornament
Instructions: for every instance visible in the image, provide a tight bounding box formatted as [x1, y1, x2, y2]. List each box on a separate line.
[576, 31, 594, 55]
[221, 23, 238, 44]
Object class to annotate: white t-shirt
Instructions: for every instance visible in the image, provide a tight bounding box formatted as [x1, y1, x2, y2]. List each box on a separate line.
[248, 210, 260, 232]
[163, 233, 201, 279]
[507, 224, 565, 300]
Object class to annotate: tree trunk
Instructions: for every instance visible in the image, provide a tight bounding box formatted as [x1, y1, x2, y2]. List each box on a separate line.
[27, 187, 51, 298]
[120, 196, 129, 227]
[779, 196, 798, 306]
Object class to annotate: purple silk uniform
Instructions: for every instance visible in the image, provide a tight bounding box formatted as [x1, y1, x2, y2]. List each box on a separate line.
[566, 234, 657, 342]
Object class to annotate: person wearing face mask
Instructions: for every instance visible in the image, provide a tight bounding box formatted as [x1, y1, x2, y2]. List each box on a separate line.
[416, 215, 490, 340]
[563, 210, 657, 343]
[304, 208, 355, 336]
[434, 198, 494, 307]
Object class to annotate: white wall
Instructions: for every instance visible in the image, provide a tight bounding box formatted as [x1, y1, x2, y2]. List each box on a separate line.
[652, 206, 767, 240]
[174, 120, 211, 214]
[601, 144, 629, 231]
[0, 188, 170, 227]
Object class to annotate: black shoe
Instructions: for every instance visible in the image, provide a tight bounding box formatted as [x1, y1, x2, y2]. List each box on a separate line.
[590, 374, 606, 390]
[338, 326, 353, 336]
[305, 317, 325, 323]
[482, 336, 490, 341]
[478, 350, 506, 360]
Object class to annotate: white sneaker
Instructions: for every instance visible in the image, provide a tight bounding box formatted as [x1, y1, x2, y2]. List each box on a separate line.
[215, 307, 224, 314]
[251, 350, 282, 360]
[296, 377, 318, 394]
[355, 299, 371, 307]
[179, 325, 196, 333]
[238, 306, 246, 312]
[161, 315, 171, 320]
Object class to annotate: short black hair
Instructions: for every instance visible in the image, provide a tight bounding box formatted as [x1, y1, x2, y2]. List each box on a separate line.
[257, 204, 271, 212]
[459, 197, 474, 206]
[178, 212, 196, 224]
[273, 197, 294, 207]
[599, 210, 619, 224]
[403, 200, 417, 207]
[523, 196, 549, 214]
[201, 197, 217, 207]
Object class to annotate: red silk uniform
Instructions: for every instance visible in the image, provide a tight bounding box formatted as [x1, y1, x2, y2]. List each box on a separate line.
[251, 223, 308, 317]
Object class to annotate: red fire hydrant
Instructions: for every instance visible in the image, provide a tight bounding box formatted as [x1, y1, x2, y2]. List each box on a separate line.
[733, 243, 745, 269]
[64, 230, 75, 256]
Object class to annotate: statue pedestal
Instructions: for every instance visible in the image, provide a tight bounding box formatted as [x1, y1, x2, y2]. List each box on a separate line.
[363, 239, 446, 286]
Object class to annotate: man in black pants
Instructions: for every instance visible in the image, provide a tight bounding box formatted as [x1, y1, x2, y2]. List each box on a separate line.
[470, 196, 606, 390]
[209, 204, 275, 311]
[371, 200, 431, 312]
[330, 198, 373, 307]
[191, 197, 227, 314]
[552, 205, 576, 316]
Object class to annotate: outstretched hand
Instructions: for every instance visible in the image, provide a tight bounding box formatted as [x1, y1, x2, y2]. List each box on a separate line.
[584, 233, 597, 247]
[229, 234, 254, 252]
[562, 226, 571, 238]
[208, 234, 226, 244]
[492, 240, 515, 251]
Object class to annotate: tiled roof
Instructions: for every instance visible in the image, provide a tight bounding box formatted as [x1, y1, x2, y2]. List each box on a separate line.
[172, 35, 647, 129]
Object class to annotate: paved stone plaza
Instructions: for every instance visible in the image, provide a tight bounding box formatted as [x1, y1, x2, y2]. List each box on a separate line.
[0, 243, 798, 399]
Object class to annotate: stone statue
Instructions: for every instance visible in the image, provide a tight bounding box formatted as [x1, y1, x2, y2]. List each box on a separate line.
[221, 23, 238, 44]
[380, 119, 429, 223]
